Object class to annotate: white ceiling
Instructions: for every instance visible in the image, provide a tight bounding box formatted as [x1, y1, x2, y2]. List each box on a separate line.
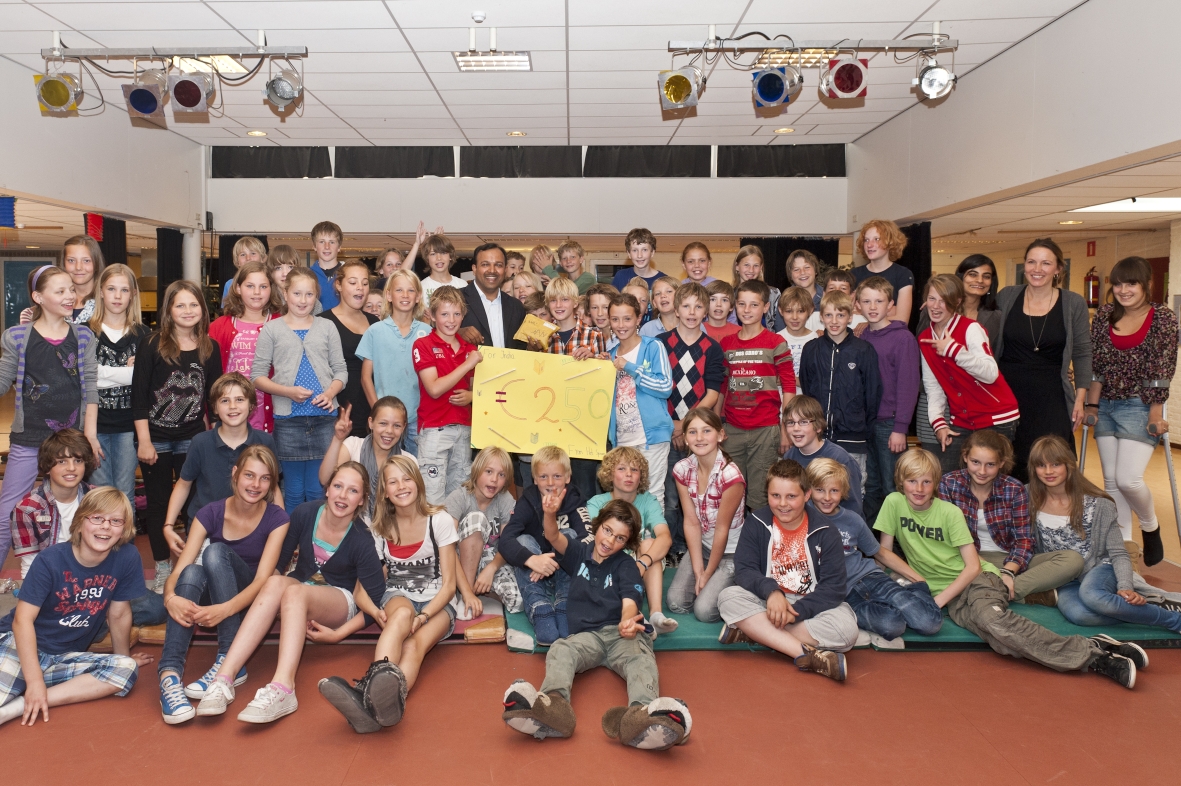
[1, 0, 1085, 147]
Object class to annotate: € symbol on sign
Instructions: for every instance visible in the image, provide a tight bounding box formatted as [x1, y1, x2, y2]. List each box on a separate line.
[530, 432, 539, 444]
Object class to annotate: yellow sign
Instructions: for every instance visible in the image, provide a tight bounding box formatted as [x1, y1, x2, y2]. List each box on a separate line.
[471, 348, 615, 460]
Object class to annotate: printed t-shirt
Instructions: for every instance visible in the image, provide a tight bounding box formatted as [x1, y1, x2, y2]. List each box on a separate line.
[614, 345, 645, 447]
[372, 513, 459, 603]
[720, 329, 794, 430]
[874, 492, 1000, 594]
[225, 318, 268, 431]
[558, 537, 643, 636]
[770, 516, 814, 595]
[777, 328, 818, 394]
[412, 331, 477, 430]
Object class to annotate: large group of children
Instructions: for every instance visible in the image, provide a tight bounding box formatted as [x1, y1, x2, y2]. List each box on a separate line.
[0, 219, 1177, 753]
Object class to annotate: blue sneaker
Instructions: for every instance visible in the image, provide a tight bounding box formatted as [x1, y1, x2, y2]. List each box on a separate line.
[185, 656, 247, 700]
[160, 674, 195, 725]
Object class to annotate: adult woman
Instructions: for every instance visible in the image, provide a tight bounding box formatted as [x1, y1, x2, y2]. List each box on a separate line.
[157, 446, 290, 724]
[209, 261, 282, 433]
[194, 462, 385, 724]
[787, 249, 824, 312]
[995, 238, 1092, 481]
[1085, 256, 1178, 567]
[852, 220, 913, 325]
[322, 260, 378, 438]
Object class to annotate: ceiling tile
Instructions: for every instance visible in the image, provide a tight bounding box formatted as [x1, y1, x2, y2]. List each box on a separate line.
[36, 2, 233, 30]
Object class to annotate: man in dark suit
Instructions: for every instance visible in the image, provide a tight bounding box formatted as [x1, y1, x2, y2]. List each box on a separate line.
[459, 242, 528, 350]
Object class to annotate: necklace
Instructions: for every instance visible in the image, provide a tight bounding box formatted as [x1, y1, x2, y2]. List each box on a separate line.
[1027, 289, 1057, 352]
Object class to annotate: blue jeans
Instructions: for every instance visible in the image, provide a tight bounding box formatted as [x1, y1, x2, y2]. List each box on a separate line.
[91, 432, 138, 503]
[1096, 397, 1158, 446]
[94, 592, 166, 640]
[845, 571, 943, 639]
[157, 543, 256, 676]
[663, 443, 689, 553]
[402, 421, 418, 457]
[513, 533, 573, 623]
[864, 419, 900, 525]
[1057, 563, 1181, 631]
[279, 460, 323, 511]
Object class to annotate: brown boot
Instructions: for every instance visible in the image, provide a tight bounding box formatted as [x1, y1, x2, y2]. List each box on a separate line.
[502, 681, 575, 739]
[603, 698, 692, 750]
[793, 644, 847, 682]
[1022, 588, 1059, 607]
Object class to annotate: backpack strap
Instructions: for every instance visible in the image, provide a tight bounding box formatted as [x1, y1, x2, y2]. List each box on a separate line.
[428, 514, 440, 580]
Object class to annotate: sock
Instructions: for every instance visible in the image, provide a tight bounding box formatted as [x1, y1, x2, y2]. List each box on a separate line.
[269, 682, 293, 695]
[0, 697, 26, 726]
[530, 604, 559, 645]
[555, 610, 569, 640]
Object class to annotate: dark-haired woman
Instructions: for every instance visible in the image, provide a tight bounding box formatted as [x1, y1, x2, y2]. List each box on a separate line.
[995, 238, 1092, 481]
[1085, 256, 1178, 567]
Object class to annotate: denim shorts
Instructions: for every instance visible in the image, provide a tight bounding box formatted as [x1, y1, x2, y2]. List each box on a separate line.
[1096, 397, 1158, 446]
[272, 414, 336, 461]
[379, 589, 458, 641]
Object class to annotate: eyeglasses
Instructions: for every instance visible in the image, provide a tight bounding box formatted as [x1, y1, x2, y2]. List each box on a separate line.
[600, 528, 629, 546]
[782, 419, 813, 427]
[85, 514, 126, 529]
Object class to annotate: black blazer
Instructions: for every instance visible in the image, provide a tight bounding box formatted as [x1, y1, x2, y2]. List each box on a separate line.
[461, 285, 527, 350]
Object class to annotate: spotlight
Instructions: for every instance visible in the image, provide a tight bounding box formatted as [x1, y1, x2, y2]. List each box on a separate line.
[913, 59, 956, 100]
[657, 67, 701, 110]
[751, 65, 802, 108]
[169, 72, 214, 113]
[265, 69, 303, 109]
[34, 73, 82, 112]
[122, 69, 168, 119]
[819, 57, 868, 99]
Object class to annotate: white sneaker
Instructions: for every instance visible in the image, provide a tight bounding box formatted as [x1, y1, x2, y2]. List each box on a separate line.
[237, 683, 298, 724]
[151, 560, 172, 594]
[195, 678, 235, 716]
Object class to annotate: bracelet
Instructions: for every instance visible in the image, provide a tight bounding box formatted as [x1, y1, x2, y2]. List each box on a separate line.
[1084, 404, 1099, 410]
[999, 568, 1016, 578]
[638, 555, 653, 568]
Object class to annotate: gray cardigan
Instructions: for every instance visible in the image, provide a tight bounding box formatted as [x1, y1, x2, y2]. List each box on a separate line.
[251, 316, 348, 416]
[0, 323, 99, 434]
[995, 286, 1092, 413]
[1032, 494, 1133, 590]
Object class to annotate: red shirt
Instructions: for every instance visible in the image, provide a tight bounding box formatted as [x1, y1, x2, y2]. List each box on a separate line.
[705, 322, 741, 342]
[721, 328, 795, 430]
[412, 330, 476, 430]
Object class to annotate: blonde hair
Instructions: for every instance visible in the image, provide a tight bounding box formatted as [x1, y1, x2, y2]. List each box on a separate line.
[923, 274, 965, 315]
[463, 446, 512, 495]
[530, 245, 555, 274]
[555, 240, 585, 263]
[893, 448, 942, 493]
[232, 444, 281, 505]
[89, 263, 143, 332]
[597, 446, 650, 494]
[544, 276, 579, 304]
[731, 245, 766, 286]
[70, 487, 136, 548]
[804, 458, 850, 499]
[382, 269, 425, 321]
[777, 286, 814, 316]
[285, 266, 320, 297]
[857, 219, 908, 263]
[855, 275, 895, 303]
[531, 445, 571, 478]
[819, 290, 854, 316]
[512, 271, 543, 297]
[224, 260, 281, 318]
[372, 455, 443, 544]
[232, 236, 267, 265]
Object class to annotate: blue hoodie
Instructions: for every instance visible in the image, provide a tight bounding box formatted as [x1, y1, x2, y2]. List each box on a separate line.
[608, 335, 674, 445]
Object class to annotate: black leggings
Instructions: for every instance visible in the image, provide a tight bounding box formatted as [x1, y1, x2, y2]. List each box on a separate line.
[140, 451, 186, 562]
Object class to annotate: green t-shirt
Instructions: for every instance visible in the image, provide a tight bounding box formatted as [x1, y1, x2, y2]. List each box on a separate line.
[542, 266, 596, 295]
[587, 491, 666, 541]
[873, 492, 999, 594]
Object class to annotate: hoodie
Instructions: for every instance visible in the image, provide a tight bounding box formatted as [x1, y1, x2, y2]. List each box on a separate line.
[860, 320, 921, 433]
[498, 483, 593, 568]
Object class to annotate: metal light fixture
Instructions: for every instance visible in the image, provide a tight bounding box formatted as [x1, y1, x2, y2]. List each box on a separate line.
[913, 58, 955, 100]
[34, 73, 82, 112]
[819, 56, 868, 99]
[751, 65, 802, 108]
[169, 71, 214, 113]
[657, 67, 701, 110]
[247, 130, 268, 137]
[123, 69, 168, 118]
[506, 130, 526, 137]
[773, 127, 795, 134]
[265, 69, 302, 109]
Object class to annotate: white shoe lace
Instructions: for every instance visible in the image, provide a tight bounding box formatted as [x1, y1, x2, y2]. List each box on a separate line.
[161, 679, 188, 708]
[250, 685, 285, 708]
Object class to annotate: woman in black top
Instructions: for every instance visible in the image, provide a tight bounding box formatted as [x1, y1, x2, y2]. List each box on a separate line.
[322, 260, 378, 438]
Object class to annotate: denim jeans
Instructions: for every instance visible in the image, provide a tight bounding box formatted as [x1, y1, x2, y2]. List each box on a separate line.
[157, 542, 256, 676]
[1057, 563, 1181, 631]
[663, 443, 690, 553]
[1095, 397, 1157, 446]
[279, 459, 324, 511]
[864, 418, 900, 525]
[513, 533, 573, 625]
[845, 570, 943, 639]
[91, 432, 139, 504]
[402, 420, 419, 457]
[95, 591, 166, 640]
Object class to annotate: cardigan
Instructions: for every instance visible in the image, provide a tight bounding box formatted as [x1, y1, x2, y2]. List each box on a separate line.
[1090, 303, 1178, 405]
[0, 323, 98, 435]
[250, 316, 348, 416]
[995, 286, 1093, 413]
[1032, 494, 1132, 591]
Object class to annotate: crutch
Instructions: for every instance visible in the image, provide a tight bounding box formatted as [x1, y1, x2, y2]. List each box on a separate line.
[1079, 423, 1089, 474]
[1157, 401, 1181, 546]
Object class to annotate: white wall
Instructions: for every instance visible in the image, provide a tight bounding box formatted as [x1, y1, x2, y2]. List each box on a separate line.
[0, 58, 204, 228]
[848, 0, 1181, 228]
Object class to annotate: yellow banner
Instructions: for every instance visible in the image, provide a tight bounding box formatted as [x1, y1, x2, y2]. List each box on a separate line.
[471, 348, 615, 460]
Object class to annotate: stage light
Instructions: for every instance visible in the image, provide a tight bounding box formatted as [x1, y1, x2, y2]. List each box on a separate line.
[657, 67, 701, 110]
[914, 59, 955, 100]
[819, 57, 868, 99]
[169, 72, 214, 113]
[123, 69, 168, 119]
[751, 65, 802, 108]
[34, 73, 82, 112]
[265, 69, 303, 109]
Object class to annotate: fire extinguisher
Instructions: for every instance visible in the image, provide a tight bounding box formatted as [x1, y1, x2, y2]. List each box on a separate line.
[1084, 267, 1100, 308]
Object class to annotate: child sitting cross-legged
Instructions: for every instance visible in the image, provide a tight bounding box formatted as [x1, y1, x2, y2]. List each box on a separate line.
[718, 460, 858, 682]
[589, 447, 677, 635]
[501, 498, 692, 750]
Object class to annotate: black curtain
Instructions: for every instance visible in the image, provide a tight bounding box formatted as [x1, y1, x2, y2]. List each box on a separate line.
[217, 235, 269, 289]
[459, 146, 582, 178]
[584, 146, 710, 177]
[897, 222, 932, 333]
[719, 145, 845, 178]
[739, 236, 842, 293]
[212, 146, 332, 178]
[98, 217, 127, 266]
[335, 146, 454, 178]
[156, 228, 183, 319]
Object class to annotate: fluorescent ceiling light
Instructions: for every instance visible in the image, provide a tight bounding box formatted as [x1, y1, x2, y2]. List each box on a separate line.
[172, 55, 247, 74]
[454, 51, 532, 72]
[1070, 198, 1181, 212]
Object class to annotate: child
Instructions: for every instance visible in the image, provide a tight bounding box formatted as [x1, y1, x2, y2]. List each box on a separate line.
[787, 248, 824, 311]
[501, 498, 691, 750]
[447, 447, 522, 616]
[798, 291, 881, 483]
[669, 407, 746, 622]
[622, 278, 652, 327]
[221, 236, 267, 305]
[522, 291, 550, 320]
[611, 227, 662, 291]
[717, 460, 858, 680]
[194, 463, 386, 722]
[585, 283, 620, 350]
[876, 448, 1142, 688]
[639, 275, 679, 337]
[804, 270, 868, 333]
[11, 428, 94, 581]
[805, 458, 942, 640]
[681, 241, 717, 286]
[0, 265, 100, 570]
[310, 220, 344, 310]
[589, 447, 677, 634]
[363, 291, 384, 318]
[374, 221, 428, 292]
[357, 269, 433, 456]
[730, 245, 782, 330]
[554, 240, 597, 295]
[776, 287, 817, 395]
[498, 446, 594, 646]
[157, 446, 289, 724]
[133, 280, 223, 592]
[419, 233, 467, 310]
[320, 398, 412, 518]
[608, 293, 674, 506]
[530, 244, 556, 285]
[251, 268, 346, 510]
[266, 244, 320, 315]
[413, 285, 482, 505]
[782, 395, 866, 517]
[853, 219, 914, 325]
[704, 279, 740, 342]
[502, 250, 527, 293]
[210, 260, 282, 433]
[856, 277, 920, 522]
[163, 373, 280, 555]
[0, 487, 153, 728]
[512, 271, 543, 303]
[89, 263, 150, 504]
[720, 279, 795, 511]
[320, 456, 462, 733]
[62, 235, 104, 324]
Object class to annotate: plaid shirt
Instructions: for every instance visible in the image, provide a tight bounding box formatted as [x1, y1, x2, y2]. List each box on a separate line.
[938, 470, 1033, 571]
[11, 480, 92, 558]
[673, 451, 746, 547]
[547, 319, 606, 357]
